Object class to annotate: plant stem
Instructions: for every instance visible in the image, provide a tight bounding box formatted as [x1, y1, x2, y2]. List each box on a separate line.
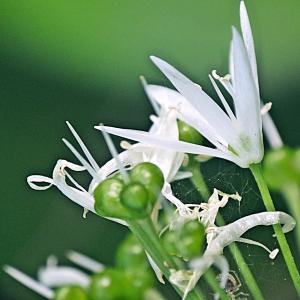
[281, 183, 300, 253]
[187, 158, 265, 300]
[250, 163, 300, 297]
[127, 217, 205, 300]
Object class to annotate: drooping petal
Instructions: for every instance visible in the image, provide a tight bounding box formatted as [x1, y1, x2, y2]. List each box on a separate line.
[27, 175, 54, 191]
[52, 160, 96, 213]
[150, 56, 235, 147]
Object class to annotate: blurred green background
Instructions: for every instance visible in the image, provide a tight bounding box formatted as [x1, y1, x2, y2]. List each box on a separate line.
[0, 0, 299, 299]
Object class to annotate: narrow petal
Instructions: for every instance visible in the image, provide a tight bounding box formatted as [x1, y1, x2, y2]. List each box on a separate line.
[240, 1, 259, 89]
[4, 265, 54, 299]
[95, 125, 238, 164]
[146, 84, 225, 148]
[150, 56, 235, 146]
[38, 266, 90, 288]
[66, 250, 105, 273]
[262, 111, 283, 149]
[231, 27, 262, 161]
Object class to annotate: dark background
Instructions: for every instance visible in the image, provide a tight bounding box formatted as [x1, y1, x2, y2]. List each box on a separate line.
[0, 1, 299, 299]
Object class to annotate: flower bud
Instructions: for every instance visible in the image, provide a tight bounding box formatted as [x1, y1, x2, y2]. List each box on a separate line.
[263, 147, 299, 190]
[88, 268, 144, 300]
[121, 182, 151, 218]
[178, 220, 205, 259]
[93, 178, 130, 219]
[54, 286, 88, 300]
[177, 120, 203, 145]
[130, 162, 164, 204]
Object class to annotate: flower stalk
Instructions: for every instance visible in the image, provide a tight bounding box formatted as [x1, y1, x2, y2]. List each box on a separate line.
[250, 163, 300, 297]
[127, 217, 206, 300]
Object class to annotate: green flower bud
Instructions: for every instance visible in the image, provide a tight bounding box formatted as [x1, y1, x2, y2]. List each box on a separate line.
[121, 182, 151, 218]
[162, 230, 181, 257]
[130, 162, 164, 203]
[178, 220, 205, 259]
[116, 234, 154, 296]
[263, 147, 299, 190]
[177, 120, 203, 145]
[115, 234, 149, 270]
[54, 286, 88, 300]
[93, 178, 130, 219]
[88, 268, 144, 300]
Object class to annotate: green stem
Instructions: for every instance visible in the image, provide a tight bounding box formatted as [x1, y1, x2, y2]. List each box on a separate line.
[187, 161, 210, 199]
[250, 163, 300, 297]
[127, 217, 205, 300]
[203, 269, 230, 300]
[188, 158, 265, 300]
[281, 183, 300, 253]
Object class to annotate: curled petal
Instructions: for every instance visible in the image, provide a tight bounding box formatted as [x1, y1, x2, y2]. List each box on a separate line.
[27, 175, 54, 191]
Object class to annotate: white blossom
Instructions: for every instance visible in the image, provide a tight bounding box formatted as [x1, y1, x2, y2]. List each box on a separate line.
[97, 1, 265, 168]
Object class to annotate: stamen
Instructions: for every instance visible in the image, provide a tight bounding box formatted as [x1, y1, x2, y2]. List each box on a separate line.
[64, 171, 88, 193]
[62, 138, 97, 177]
[66, 121, 100, 172]
[140, 76, 160, 115]
[66, 250, 104, 273]
[120, 140, 132, 150]
[211, 70, 234, 96]
[209, 74, 236, 120]
[236, 237, 279, 259]
[100, 125, 130, 183]
[3, 265, 54, 299]
[260, 102, 272, 115]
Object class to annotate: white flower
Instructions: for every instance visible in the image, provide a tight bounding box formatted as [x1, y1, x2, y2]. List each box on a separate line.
[4, 256, 89, 299]
[97, 1, 264, 168]
[28, 79, 193, 221]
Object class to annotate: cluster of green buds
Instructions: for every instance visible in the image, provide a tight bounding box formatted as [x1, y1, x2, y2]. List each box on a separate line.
[93, 162, 164, 220]
[88, 234, 157, 300]
[5, 234, 165, 300]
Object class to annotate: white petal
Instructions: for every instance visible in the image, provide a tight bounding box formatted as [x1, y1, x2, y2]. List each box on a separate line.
[95, 125, 236, 164]
[38, 266, 90, 288]
[52, 160, 96, 213]
[66, 250, 105, 273]
[27, 175, 54, 191]
[146, 84, 224, 147]
[4, 265, 54, 299]
[240, 1, 258, 90]
[231, 27, 262, 161]
[150, 56, 235, 146]
[262, 111, 283, 149]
